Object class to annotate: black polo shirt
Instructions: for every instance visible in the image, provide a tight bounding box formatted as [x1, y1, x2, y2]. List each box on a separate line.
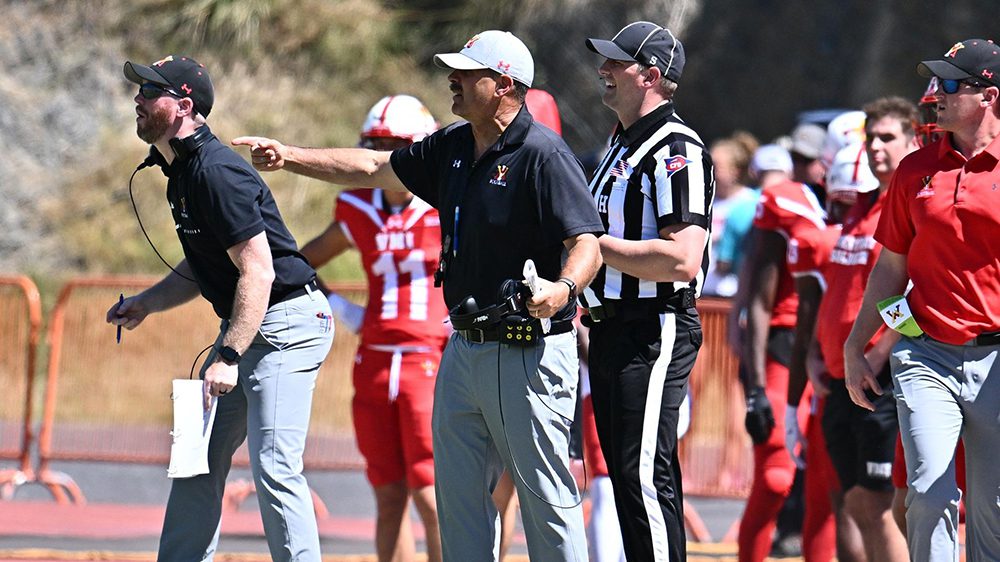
[390, 106, 603, 323]
[158, 127, 315, 319]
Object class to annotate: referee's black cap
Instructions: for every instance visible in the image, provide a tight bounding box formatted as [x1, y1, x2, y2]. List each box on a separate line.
[586, 22, 685, 83]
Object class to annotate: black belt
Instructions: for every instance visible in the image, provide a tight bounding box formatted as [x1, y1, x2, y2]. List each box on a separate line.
[585, 289, 696, 323]
[973, 331, 1000, 346]
[270, 280, 318, 306]
[457, 320, 574, 344]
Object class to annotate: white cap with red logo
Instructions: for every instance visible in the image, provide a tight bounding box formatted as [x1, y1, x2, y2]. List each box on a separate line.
[360, 95, 438, 143]
[433, 30, 535, 87]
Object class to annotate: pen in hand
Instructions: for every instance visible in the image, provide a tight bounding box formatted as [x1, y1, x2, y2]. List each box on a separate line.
[117, 293, 124, 344]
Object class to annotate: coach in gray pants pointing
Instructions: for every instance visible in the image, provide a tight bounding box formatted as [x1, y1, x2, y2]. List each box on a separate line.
[233, 30, 603, 562]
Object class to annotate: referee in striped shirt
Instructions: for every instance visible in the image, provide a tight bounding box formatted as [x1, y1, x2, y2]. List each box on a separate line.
[583, 21, 714, 562]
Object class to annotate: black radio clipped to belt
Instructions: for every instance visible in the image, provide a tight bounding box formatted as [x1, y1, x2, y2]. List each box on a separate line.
[449, 279, 541, 346]
[496, 279, 541, 347]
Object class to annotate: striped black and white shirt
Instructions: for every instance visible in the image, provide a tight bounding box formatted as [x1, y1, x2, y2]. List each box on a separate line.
[581, 102, 715, 307]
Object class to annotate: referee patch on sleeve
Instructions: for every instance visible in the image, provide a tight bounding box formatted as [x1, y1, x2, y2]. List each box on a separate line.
[662, 155, 693, 178]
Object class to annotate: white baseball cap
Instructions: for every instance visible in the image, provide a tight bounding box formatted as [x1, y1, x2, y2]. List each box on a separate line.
[826, 143, 878, 200]
[789, 123, 826, 160]
[434, 30, 534, 87]
[750, 144, 793, 176]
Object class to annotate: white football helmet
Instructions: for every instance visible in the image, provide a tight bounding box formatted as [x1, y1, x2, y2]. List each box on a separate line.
[360, 95, 437, 144]
[826, 142, 878, 203]
[821, 110, 867, 168]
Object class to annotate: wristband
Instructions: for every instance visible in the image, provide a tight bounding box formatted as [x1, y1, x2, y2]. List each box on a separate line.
[877, 295, 923, 338]
[557, 277, 577, 299]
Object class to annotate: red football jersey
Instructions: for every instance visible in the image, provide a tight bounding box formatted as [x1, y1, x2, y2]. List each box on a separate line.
[787, 223, 842, 288]
[817, 195, 886, 379]
[752, 180, 826, 328]
[335, 189, 449, 347]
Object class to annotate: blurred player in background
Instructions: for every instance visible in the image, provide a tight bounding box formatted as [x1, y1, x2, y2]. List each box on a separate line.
[299, 94, 446, 562]
[737, 141, 831, 562]
[785, 142, 881, 562]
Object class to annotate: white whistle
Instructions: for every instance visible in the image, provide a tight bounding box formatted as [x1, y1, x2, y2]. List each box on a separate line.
[523, 259, 551, 333]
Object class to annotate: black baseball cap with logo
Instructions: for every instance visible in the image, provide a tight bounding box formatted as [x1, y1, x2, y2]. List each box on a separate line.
[124, 55, 215, 117]
[586, 21, 685, 83]
[917, 38, 1000, 88]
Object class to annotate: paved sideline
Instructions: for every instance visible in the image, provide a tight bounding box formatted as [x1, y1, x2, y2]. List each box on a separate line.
[2, 461, 753, 560]
[0, 500, 757, 561]
[0, 547, 747, 562]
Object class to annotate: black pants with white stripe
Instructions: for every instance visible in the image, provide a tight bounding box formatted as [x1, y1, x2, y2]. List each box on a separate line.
[588, 306, 702, 562]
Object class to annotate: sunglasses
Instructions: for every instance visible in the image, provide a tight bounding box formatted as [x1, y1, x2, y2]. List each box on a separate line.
[940, 78, 988, 94]
[138, 82, 183, 100]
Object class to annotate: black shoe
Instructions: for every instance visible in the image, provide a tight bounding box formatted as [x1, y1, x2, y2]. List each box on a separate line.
[770, 532, 802, 558]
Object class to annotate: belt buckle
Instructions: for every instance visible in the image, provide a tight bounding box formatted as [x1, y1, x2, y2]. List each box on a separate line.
[681, 289, 696, 308]
[464, 328, 486, 344]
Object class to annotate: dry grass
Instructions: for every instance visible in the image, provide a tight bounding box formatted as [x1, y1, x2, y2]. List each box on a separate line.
[36, 0, 458, 284]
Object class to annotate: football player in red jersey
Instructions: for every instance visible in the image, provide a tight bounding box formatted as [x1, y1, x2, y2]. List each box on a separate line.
[299, 95, 447, 562]
[785, 142, 882, 562]
[737, 143, 831, 562]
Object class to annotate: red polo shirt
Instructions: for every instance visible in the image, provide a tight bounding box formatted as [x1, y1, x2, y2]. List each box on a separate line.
[876, 134, 1000, 345]
[818, 194, 886, 379]
[752, 180, 826, 328]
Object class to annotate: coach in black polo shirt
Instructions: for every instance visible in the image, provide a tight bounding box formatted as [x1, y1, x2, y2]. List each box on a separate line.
[108, 56, 334, 561]
[583, 22, 715, 562]
[234, 30, 602, 562]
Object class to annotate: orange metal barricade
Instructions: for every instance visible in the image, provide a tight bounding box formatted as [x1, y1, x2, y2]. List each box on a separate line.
[681, 297, 752, 499]
[677, 297, 752, 542]
[38, 277, 752, 531]
[38, 277, 366, 505]
[0, 275, 42, 499]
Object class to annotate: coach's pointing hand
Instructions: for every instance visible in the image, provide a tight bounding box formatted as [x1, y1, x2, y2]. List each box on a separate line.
[232, 136, 288, 172]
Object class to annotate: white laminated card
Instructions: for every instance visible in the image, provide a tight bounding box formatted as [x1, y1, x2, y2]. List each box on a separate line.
[167, 379, 218, 479]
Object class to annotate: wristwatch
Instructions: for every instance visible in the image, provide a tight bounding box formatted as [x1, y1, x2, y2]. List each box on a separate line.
[557, 277, 578, 299]
[218, 345, 241, 366]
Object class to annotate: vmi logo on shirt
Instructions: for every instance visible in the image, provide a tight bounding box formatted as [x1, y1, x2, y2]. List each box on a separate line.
[490, 165, 510, 187]
[421, 359, 436, 377]
[917, 176, 934, 199]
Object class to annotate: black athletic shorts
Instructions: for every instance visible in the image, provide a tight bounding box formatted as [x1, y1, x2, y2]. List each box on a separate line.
[822, 364, 898, 492]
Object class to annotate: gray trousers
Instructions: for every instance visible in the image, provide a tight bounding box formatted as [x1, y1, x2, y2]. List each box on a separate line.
[433, 331, 587, 562]
[891, 335, 1000, 562]
[158, 289, 334, 562]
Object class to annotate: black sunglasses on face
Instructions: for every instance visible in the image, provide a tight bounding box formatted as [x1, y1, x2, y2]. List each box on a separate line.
[138, 82, 182, 100]
[940, 78, 988, 94]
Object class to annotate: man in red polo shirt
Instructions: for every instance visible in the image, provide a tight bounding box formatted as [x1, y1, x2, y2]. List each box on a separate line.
[844, 39, 1000, 561]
